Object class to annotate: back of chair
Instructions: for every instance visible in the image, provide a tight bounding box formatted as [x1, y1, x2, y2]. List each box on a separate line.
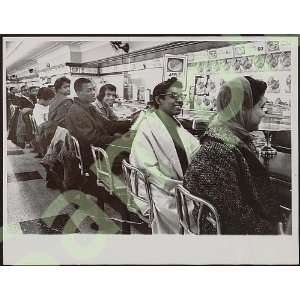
[28, 114, 39, 136]
[10, 105, 16, 117]
[175, 185, 221, 234]
[91, 145, 114, 194]
[121, 159, 153, 226]
[191, 118, 207, 137]
[70, 135, 89, 177]
[192, 118, 201, 130]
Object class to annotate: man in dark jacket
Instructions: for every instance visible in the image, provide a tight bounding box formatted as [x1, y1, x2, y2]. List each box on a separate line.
[48, 76, 73, 128]
[65, 78, 117, 170]
[29, 86, 39, 105]
[16, 85, 35, 109]
[66, 78, 136, 233]
[65, 78, 124, 215]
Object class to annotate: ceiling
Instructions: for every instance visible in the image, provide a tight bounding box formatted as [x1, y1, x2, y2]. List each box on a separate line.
[5, 39, 245, 76]
[5, 40, 89, 74]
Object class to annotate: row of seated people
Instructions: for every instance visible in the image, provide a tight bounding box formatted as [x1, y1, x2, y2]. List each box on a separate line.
[7, 77, 151, 233]
[8, 78, 134, 185]
[7, 76, 291, 234]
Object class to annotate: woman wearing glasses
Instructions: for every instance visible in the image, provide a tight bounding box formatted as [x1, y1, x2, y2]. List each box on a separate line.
[130, 77, 200, 233]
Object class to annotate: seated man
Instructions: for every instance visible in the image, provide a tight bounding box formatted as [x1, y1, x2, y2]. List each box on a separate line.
[48, 76, 73, 128]
[9, 85, 35, 148]
[16, 85, 35, 109]
[29, 86, 39, 105]
[65, 78, 118, 171]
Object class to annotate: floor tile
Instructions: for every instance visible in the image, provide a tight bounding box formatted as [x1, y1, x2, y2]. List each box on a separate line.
[7, 150, 24, 155]
[8, 171, 43, 183]
[19, 214, 79, 234]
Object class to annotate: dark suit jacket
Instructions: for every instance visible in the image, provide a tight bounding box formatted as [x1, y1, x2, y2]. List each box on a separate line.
[65, 98, 116, 169]
[16, 96, 35, 109]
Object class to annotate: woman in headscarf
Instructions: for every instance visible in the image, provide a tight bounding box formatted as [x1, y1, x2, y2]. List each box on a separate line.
[130, 77, 200, 234]
[184, 76, 282, 234]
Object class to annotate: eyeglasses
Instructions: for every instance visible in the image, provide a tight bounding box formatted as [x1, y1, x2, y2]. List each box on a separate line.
[160, 92, 186, 100]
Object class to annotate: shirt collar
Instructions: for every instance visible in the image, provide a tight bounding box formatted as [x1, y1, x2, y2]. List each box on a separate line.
[74, 97, 91, 108]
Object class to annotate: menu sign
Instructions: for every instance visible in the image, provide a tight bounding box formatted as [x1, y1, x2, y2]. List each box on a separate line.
[163, 54, 188, 89]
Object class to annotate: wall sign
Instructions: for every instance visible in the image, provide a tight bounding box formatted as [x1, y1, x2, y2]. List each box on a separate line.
[163, 54, 188, 89]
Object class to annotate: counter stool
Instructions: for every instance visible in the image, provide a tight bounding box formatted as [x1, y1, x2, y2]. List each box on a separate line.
[121, 159, 154, 229]
[91, 145, 132, 234]
[175, 185, 221, 235]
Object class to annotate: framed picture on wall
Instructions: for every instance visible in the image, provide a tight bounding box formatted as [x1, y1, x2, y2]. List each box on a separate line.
[194, 75, 210, 96]
[163, 54, 188, 89]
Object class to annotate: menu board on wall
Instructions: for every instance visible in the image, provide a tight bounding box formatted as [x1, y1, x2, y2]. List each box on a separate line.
[187, 40, 292, 116]
[163, 54, 188, 89]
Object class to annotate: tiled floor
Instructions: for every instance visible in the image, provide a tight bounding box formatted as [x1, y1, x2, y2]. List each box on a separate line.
[5, 140, 150, 234]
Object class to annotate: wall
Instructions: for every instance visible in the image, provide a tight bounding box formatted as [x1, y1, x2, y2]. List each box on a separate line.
[185, 41, 292, 116]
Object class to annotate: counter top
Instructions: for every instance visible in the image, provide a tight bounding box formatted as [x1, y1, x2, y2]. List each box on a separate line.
[259, 152, 291, 184]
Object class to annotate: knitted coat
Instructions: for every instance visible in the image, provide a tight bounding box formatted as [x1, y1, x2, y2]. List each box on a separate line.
[183, 127, 281, 234]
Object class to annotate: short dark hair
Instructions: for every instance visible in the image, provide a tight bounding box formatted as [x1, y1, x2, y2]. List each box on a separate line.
[97, 84, 116, 101]
[244, 76, 267, 105]
[152, 77, 183, 108]
[9, 87, 16, 92]
[37, 87, 55, 101]
[74, 78, 92, 93]
[29, 86, 39, 92]
[54, 76, 71, 92]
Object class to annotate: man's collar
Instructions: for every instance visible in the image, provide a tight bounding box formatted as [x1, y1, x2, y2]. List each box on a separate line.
[94, 100, 104, 108]
[74, 97, 91, 106]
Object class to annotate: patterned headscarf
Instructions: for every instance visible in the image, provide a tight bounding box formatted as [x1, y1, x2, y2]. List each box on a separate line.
[209, 77, 254, 144]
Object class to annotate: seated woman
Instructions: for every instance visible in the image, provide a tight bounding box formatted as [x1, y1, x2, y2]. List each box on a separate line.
[92, 83, 119, 121]
[33, 87, 55, 126]
[93, 83, 132, 136]
[130, 77, 200, 234]
[184, 76, 282, 234]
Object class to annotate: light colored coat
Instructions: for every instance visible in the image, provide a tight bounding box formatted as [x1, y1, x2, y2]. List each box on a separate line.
[130, 112, 200, 234]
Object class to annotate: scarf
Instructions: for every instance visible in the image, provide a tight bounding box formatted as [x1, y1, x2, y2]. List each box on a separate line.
[209, 77, 255, 150]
